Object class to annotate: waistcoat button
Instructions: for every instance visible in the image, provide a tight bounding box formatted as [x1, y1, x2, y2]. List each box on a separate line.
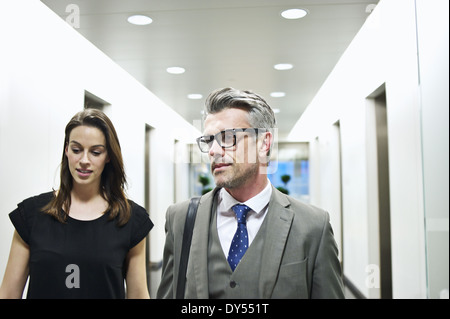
[230, 281, 237, 288]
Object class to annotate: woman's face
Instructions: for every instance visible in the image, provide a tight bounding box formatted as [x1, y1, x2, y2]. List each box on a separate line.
[65, 125, 110, 190]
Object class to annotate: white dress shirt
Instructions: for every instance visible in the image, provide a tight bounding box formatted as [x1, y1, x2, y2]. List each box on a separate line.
[216, 180, 272, 257]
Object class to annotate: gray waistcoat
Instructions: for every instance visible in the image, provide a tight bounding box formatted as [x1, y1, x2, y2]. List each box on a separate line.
[207, 209, 268, 298]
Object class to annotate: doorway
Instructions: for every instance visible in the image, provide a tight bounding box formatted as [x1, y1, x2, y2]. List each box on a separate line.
[366, 84, 393, 298]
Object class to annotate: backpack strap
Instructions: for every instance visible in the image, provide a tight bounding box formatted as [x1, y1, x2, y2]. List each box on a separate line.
[176, 196, 201, 299]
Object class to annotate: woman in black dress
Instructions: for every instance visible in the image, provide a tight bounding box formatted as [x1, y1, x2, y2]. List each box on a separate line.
[0, 109, 153, 298]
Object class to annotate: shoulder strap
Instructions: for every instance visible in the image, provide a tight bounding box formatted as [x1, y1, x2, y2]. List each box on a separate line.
[176, 196, 201, 299]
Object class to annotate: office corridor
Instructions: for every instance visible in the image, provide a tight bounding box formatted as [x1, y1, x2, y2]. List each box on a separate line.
[0, 0, 448, 299]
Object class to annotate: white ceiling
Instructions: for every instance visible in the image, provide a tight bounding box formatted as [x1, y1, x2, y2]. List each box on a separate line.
[41, 0, 378, 138]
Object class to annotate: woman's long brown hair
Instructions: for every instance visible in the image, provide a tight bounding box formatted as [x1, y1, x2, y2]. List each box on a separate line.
[42, 109, 131, 226]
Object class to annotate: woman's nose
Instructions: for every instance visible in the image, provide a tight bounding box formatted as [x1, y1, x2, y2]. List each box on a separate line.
[80, 151, 90, 165]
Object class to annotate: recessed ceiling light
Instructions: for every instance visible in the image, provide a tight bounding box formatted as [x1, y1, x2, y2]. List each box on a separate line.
[166, 67, 185, 74]
[188, 94, 203, 100]
[281, 8, 308, 20]
[274, 63, 293, 71]
[127, 15, 152, 25]
[273, 108, 281, 114]
[270, 92, 286, 98]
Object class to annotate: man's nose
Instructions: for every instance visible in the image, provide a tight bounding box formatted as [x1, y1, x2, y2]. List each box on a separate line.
[208, 139, 224, 158]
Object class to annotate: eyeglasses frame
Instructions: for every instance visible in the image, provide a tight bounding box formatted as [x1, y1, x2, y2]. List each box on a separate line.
[196, 127, 266, 153]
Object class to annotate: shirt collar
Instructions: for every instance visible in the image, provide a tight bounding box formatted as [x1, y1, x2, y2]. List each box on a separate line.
[219, 179, 272, 215]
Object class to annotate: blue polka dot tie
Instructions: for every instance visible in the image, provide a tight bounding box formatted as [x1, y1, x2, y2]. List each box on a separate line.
[227, 204, 251, 271]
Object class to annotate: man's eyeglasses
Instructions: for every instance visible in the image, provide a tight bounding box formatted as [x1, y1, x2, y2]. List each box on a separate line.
[196, 128, 264, 153]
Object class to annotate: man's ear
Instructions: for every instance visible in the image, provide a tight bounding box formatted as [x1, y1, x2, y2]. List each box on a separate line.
[258, 131, 273, 164]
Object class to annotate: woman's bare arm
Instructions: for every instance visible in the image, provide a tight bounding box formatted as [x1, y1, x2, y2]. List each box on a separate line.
[0, 230, 30, 299]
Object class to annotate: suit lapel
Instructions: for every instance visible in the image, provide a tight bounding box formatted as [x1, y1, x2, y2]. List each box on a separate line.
[188, 188, 219, 298]
[259, 186, 293, 298]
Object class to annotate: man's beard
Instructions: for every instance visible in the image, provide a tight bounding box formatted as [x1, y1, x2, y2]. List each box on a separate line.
[212, 161, 259, 190]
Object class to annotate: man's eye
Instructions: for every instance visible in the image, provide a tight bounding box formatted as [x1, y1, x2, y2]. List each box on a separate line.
[222, 131, 234, 144]
[203, 136, 214, 144]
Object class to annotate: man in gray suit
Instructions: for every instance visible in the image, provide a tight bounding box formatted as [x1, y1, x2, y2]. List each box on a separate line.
[157, 88, 344, 299]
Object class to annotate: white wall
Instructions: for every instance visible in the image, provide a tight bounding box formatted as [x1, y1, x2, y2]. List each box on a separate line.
[0, 0, 199, 289]
[309, 126, 343, 263]
[289, 0, 448, 298]
[415, 0, 449, 299]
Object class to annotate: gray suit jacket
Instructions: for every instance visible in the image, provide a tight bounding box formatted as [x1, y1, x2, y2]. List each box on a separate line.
[156, 186, 345, 299]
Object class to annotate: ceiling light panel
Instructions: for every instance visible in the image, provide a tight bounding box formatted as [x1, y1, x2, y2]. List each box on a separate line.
[188, 94, 203, 100]
[127, 15, 152, 25]
[274, 63, 293, 70]
[270, 92, 286, 98]
[166, 67, 185, 74]
[281, 9, 308, 20]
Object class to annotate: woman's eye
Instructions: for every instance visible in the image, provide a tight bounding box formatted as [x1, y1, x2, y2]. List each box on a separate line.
[92, 150, 102, 156]
[71, 148, 81, 154]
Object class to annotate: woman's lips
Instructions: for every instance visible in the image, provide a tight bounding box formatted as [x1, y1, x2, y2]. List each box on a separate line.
[76, 168, 93, 177]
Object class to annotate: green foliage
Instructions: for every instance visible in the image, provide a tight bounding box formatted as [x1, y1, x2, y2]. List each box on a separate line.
[198, 174, 212, 195]
[198, 174, 210, 187]
[281, 174, 291, 184]
[202, 187, 213, 195]
[277, 174, 291, 195]
[276, 186, 289, 194]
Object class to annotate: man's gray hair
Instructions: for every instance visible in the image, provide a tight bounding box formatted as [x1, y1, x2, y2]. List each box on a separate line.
[204, 87, 277, 130]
